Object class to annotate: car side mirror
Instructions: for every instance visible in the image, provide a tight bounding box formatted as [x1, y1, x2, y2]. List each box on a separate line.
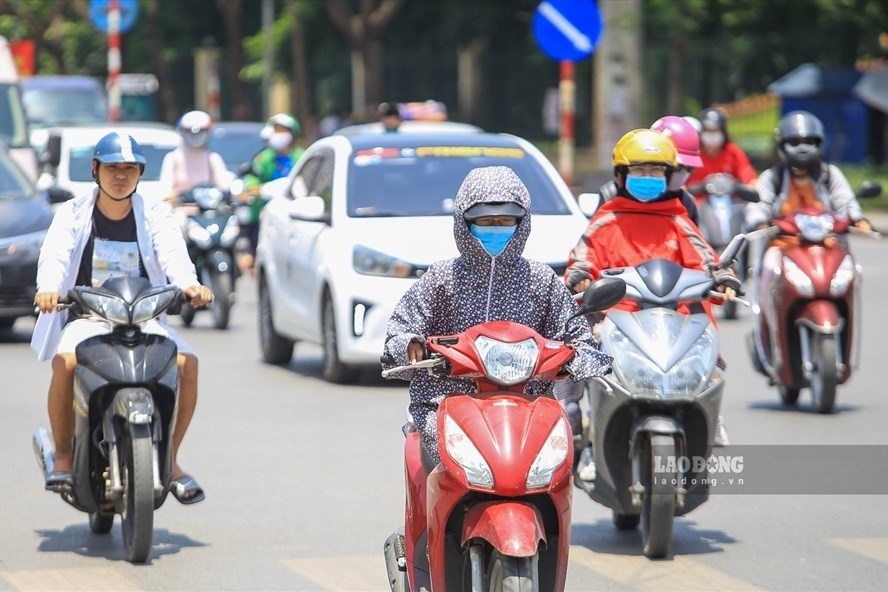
[42, 134, 62, 169]
[577, 193, 601, 218]
[46, 186, 74, 204]
[856, 180, 882, 199]
[718, 233, 748, 268]
[287, 195, 327, 221]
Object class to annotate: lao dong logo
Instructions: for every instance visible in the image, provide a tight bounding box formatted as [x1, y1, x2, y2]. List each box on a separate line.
[654, 454, 744, 474]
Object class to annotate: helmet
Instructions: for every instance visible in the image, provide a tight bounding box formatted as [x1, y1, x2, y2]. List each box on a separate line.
[612, 129, 678, 169]
[177, 110, 212, 148]
[267, 112, 300, 136]
[776, 110, 825, 170]
[377, 102, 400, 119]
[92, 132, 146, 176]
[463, 201, 526, 221]
[651, 116, 703, 168]
[683, 115, 702, 133]
[699, 108, 728, 133]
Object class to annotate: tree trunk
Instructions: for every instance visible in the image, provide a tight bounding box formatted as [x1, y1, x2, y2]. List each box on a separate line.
[457, 36, 488, 126]
[667, 36, 685, 115]
[145, 0, 177, 123]
[215, 0, 249, 121]
[288, 0, 312, 129]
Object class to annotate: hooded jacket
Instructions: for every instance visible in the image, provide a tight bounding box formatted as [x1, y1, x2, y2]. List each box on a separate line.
[383, 166, 612, 460]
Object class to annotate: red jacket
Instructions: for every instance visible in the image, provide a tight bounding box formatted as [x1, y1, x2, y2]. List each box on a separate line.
[687, 142, 757, 201]
[565, 196, 726, 321]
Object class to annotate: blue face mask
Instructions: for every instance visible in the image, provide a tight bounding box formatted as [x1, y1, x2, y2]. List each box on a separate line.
[626, 174, 668, 202]
[469, 224, 517, 257]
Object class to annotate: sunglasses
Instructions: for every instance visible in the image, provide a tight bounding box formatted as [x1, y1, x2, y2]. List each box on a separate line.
[785, 138, 820, 147]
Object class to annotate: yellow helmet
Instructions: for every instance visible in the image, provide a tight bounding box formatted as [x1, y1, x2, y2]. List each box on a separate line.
[612, 129, 678, 168]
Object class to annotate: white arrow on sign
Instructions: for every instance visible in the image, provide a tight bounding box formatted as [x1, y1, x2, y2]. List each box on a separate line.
[538, 1, 594, 54]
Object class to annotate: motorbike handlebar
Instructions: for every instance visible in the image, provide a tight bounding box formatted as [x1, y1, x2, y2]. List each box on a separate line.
[381, 357, 445, 379]
[708, 289, 751, 308]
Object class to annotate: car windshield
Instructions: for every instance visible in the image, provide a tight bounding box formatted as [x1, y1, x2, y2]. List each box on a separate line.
[346, 146, 571, 217]
[0, 149, 34, 200]
[68, 143, 174, 182]
[211, 127, 265, 172]
[21, 88, 107, 127]
[0, 83, 29, 148]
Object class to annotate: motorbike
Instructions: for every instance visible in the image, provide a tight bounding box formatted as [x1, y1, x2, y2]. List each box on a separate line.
[33, 276, 184, 563]
[380, 279, 626, 592]
[574, 235, 747, 559]
[694, 173, 760, 320]
[178, 184, 240, 329]
[746, 181, 882, 413]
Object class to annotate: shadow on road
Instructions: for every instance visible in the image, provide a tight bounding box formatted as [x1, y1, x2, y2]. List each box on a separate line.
[0, 324, 34, 344]
[571, 518, 736, 558]
[747, 400, 860, 414]
[35, 525, 207, 562]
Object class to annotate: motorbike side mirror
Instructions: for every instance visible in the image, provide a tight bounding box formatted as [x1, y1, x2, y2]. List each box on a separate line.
[577, 193, 601, 218]
[856, 180, 882, 199]
[45, 186, 74, 204]
[718, 233, 748, 268]
[581, 276, 627, 313]
[734, 185, 760, 203]
[237, 162, 253, 177]
[41, 134, 62, 169]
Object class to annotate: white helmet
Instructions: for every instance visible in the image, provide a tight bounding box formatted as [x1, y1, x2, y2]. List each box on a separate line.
[177, 110, 213, 148]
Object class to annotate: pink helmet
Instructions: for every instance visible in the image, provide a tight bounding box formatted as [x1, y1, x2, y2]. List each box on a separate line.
[651, 115, 703, 168]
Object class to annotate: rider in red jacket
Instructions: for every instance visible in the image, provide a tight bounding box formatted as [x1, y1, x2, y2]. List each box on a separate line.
[686, 108, 757, 204]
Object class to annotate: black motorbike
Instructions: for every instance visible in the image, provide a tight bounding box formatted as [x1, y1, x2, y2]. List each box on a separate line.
[179, 184, 239, 329]
[33, 277, 183, 563]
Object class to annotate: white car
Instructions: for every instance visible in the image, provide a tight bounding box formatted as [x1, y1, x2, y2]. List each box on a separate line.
[256, 131, 590, 382]
[35, 123, 180, 203]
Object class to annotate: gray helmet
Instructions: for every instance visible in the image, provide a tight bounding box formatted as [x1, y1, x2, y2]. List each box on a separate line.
[776, 111, 825, 170]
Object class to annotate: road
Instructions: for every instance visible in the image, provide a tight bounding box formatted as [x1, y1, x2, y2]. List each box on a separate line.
[1, 235, 887, 591]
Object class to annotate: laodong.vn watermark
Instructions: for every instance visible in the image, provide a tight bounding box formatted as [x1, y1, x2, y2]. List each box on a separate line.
[647, 445, 888, 494]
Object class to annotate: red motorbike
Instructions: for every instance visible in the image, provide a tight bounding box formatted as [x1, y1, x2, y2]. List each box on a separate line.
[747, 182, 881, 412]
[381, 280, 624, 591]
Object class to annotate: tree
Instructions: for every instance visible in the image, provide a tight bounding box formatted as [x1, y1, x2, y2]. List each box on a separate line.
[216, 0, 250, 120]
[0, 0, 82, 74]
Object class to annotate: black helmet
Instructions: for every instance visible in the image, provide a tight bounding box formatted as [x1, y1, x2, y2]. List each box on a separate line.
[699, 108, 727, 134]
[776, 110, 824, 170]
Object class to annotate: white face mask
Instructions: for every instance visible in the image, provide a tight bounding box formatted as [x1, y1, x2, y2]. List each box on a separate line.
[269, 131, 293, 151]
[701, 131, 724, 150]
[669, 169, 691, 191]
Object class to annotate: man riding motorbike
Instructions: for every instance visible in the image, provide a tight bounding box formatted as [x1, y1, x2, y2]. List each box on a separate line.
[32, 132, 213, 504]
[561, 129, 740, 478]
[687, 107, 757, 205]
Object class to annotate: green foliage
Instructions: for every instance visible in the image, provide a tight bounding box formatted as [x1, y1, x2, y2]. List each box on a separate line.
[840, 165, 888, 211]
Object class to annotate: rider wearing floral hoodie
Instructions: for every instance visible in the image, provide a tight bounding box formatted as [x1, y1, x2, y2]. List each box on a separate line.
[383, 165, 612, 462]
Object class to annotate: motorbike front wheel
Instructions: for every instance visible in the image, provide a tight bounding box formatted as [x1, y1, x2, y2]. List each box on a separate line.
[119, 423, 155, 563]
[810, 335, 838, 414]
[640, 433, 675, 559]
[485, 551, 536, 592]
[209, 270, 233, 330]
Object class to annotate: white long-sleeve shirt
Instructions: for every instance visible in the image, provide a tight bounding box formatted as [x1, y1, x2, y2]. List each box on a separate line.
[31, 188, 199, 360]
[158, 144, 233, 197]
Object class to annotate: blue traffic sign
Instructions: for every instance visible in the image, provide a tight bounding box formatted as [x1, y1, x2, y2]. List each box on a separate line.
[89, 0, 140, 35]
[532, 0, 603, 62]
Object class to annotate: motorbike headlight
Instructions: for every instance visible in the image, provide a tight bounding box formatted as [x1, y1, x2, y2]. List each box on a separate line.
[474, 336, 539, 386]
[0, 230, 46, 260]
[220, 216, 240, 248]
[606, 327, 714, 398]
[783, 256, 815, 297]
[795, 213, 833, 243]
[81, 292, 130, 325]
[131, 288, 178, 324]
[829, 255, 855, 296]
[187, 219, 213, 249]
[526, 419, 570, 489]
[445, 415, 493, 488]
[352, 245, 415, 278]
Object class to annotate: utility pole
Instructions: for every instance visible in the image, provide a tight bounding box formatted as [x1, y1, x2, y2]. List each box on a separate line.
[262, 0, 274, 120]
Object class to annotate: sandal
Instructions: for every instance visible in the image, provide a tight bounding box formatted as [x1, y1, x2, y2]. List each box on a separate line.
[45, 470, 74, 494]
[170, 474, 206, 505]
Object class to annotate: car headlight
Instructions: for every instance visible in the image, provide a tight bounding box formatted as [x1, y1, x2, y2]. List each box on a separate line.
[131, 287, 178, 324]
[81, 292, 130, 324]
[187, 219, 213, 249]
[0, 230, 46, 260]
[783, 256, 814, 297]
[473, 336, 539, 386]
[352, 245, 415, 278]
[445, 415, 493, 488]
[526, 419, 570, 488]
[829, 254, 855, 296]
[795, 213, 833, 243]
[605, 326, 715, 398]
[219, 216, 240, 248]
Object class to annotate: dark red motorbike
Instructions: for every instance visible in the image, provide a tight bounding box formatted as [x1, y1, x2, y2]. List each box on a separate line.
[747, 182, 881, 412]
[381, 280, 624, 591]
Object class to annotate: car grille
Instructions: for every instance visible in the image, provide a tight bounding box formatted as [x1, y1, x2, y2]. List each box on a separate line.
[0, 286, 36, 308]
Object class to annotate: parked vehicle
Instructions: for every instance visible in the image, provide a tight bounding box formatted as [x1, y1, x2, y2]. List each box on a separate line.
[695, 172, 759, 319]
[32, 277, 184, 563]
[381, 279, 626, 591]
[0, 144, 69, 329]
[0, 36, 37, 180]
[19, 75, 108, 152]
[256, 131, 590, 382]
[210, 121, 267, 175]
[574, 235, 746, 558]
[178, 185, 239, 329]
[747, 181, 882, 413]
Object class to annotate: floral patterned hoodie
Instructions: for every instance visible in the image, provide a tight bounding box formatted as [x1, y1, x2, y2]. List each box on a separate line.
[383, 165, 612, 461]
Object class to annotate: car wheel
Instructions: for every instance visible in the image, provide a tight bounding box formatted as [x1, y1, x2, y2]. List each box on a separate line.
[259, 273, 294, 364]
[321, 293, 359, 384]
